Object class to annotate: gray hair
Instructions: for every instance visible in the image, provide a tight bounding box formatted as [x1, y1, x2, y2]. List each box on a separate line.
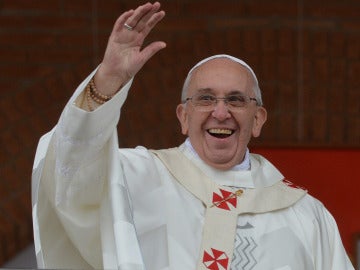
[181, 54, 263, 106]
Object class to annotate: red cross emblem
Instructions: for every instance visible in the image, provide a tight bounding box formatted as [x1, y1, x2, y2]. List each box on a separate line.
[212, 188, 242, 210]
[283, 179, 306, 190]
[203, 248, 229, 270]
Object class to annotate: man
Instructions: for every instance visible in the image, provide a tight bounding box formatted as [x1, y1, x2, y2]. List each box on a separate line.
[32, 2, 354, 270]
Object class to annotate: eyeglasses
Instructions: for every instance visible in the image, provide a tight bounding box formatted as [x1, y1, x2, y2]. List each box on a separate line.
[183, 92, 259, 112]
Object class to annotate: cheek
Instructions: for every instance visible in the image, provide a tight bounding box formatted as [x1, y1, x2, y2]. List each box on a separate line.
[186, 113, 208, 136]
[241, 124, 254, 139]
[185, 116, 197, 136]
[236, 114, 256, 137]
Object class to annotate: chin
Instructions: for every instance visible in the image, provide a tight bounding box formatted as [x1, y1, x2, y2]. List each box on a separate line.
[206, 147, 246, 168]
[207, 160, 237, 171]
[204, 153, 238, 169]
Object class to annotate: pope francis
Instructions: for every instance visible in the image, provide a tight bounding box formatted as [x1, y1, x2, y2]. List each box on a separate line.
[32, 2, 354, 270]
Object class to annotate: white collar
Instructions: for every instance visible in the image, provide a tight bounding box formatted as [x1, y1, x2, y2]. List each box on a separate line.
[180, 141, 284, 188]
[183, 138, 255, 188]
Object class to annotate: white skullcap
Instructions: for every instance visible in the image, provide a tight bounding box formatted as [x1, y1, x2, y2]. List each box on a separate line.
[187, 54, 258, 84]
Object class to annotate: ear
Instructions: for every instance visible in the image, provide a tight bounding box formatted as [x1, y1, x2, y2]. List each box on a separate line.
[252, 106, 267, 138]
[176, 104, 189, 135]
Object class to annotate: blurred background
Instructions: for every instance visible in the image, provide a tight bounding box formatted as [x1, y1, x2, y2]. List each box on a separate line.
[0, 0, 359, 268]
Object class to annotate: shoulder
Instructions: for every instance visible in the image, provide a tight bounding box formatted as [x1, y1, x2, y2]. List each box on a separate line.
[118, 146, 181, 175]
[119, 145, 151, 159]
[118, 146, 179, 161]
[293, 192, 338, 228]
[296, 193, 325, 214]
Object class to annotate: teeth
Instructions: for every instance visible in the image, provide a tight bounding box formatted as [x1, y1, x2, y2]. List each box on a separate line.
[209, 128, 232, 135]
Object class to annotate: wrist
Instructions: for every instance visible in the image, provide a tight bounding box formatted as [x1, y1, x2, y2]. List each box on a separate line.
[94, 65, 130, 96]
[84, 78, 104, 111]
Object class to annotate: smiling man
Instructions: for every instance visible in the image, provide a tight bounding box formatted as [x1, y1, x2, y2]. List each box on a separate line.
[32, 2, 354, 270]
[177, 56, 267, 170]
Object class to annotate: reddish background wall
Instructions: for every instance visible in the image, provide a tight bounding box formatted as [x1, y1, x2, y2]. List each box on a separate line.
[252, 147, 360, 261]
[0, 0, 359, 267]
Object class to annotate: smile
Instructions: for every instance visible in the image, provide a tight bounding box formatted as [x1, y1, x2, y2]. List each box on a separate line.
[207, 128, 234, 138]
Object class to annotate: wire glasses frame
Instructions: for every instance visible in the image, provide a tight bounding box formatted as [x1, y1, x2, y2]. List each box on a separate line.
[183, 92, 259, 112]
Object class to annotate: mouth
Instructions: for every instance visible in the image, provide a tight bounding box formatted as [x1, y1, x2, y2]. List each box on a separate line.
[207, 128, 235, 139]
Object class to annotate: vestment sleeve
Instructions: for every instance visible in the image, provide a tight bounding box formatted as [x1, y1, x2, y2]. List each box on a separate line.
[32, 69, 145, 269]
[312, 200, 355, 269]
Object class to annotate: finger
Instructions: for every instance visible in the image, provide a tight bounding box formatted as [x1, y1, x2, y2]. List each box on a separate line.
[135, 2, 162, 32]
[141, 10, 165, 37]
[125, 2, 154, 29]
[112, 10, 134, 33]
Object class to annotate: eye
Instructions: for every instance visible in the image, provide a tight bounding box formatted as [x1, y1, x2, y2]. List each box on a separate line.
[197, 94, 216, 101]
[193, 94, 216, 106]
[226, 95, 247, 106]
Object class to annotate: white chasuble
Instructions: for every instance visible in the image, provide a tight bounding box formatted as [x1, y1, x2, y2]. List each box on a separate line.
[32, 70, 354, 270]
[152, 148, 307, 270]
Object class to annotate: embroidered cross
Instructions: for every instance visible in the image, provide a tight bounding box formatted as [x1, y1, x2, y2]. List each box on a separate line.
[203, 248, 229, 270]
[211, 188, 243, 210]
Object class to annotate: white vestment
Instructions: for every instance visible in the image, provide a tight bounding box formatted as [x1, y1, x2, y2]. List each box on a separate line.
[32, 70, 354, 270]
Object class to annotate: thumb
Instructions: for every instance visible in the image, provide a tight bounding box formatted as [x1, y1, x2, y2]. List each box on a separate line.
[140, 41, 166, 64]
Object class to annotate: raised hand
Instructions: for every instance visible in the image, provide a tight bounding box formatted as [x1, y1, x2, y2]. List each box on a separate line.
[94, 2, 166, 95]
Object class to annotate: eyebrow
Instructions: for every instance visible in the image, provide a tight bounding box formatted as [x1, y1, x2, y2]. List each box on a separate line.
[195, 88, 246, 95]
[195, 88, 214, 94]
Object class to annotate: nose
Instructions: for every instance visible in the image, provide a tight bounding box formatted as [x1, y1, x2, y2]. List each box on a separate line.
[211, 99, 231, 120]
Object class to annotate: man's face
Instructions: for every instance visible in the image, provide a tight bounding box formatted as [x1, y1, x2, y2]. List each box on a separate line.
[176, 58, 267, 170]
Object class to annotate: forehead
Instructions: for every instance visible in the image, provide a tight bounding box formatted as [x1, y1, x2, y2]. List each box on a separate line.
[187, 58, 255, 95]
